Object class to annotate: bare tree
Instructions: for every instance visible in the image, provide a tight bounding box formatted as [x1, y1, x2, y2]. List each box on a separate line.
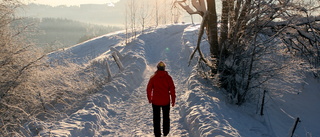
[126, 0, 138, 38]
[171, 1, 183, 24]
[152, 0, 178, 26]
[125, 0, 129, 44]
[155, 0, 159, 26]
[138, 0, 152, 33]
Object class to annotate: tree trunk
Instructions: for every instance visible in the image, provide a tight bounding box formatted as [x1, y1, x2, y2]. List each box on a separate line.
[156, 0, 159, 26]
[220, 0, 229, 46]
[235, 0, 251, 43]
[206, 0, 219, 73]
[228, 0, 235, 38]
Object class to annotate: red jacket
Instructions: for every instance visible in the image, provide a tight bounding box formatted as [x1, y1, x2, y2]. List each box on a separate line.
[147, 70, 176, 106]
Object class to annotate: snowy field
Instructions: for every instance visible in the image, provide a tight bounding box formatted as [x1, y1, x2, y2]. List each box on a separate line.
[28, 24, 320, 137]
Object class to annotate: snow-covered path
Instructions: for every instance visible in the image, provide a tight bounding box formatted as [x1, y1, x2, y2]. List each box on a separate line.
[98, 69, 154, 136]
[43, 25, 192, 136]
[98, 65, 189, 136]
[100, 25, 192, 136]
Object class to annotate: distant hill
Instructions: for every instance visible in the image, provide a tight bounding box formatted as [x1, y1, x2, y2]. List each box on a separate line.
[20, 17, 122, 53]
[17, 3, 125, 27]
[15, 1, 198, 52]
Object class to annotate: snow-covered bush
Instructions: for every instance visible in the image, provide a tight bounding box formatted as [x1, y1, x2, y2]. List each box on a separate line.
[219, 34, 306, 105]
[0, 1, 44, 135]
[0, 1, 101, 136]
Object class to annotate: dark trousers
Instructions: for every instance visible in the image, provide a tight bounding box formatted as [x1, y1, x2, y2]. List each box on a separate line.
[152, 104, 170, 137]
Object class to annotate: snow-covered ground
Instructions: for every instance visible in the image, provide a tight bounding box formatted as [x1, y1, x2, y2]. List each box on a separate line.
[30, 24, 319, 137]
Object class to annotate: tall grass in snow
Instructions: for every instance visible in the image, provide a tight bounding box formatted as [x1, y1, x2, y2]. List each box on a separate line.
[0, 1, 100, 136]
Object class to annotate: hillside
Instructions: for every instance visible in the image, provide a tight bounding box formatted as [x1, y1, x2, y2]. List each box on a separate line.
[18, 17, 122, 53]
[24, 24, 320, 137]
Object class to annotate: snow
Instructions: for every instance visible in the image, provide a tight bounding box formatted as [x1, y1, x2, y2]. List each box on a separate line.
[28, 24, 320, 137]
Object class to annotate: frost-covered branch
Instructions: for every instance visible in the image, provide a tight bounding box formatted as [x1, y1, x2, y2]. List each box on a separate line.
[188, 11, 213, 68]
[176, 1, 199, 15]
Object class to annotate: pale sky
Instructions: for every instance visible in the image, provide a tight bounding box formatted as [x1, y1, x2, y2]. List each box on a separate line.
[23, 0, 120, 6]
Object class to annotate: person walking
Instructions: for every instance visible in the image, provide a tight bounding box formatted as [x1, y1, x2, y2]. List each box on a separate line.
[147, 61, 176, 137]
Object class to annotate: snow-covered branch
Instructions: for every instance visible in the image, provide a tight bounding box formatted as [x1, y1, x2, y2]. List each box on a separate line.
[175, 0, 206, 16]
[263, 16, 320, 28]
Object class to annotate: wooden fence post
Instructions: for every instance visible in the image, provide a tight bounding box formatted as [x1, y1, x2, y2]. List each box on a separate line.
[288, 117, 300, 137]
[110, 47, 123, 60]
[112, 52, 124, 72]
[105, 59, 112, 81]
[260, 90, 266, 116]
